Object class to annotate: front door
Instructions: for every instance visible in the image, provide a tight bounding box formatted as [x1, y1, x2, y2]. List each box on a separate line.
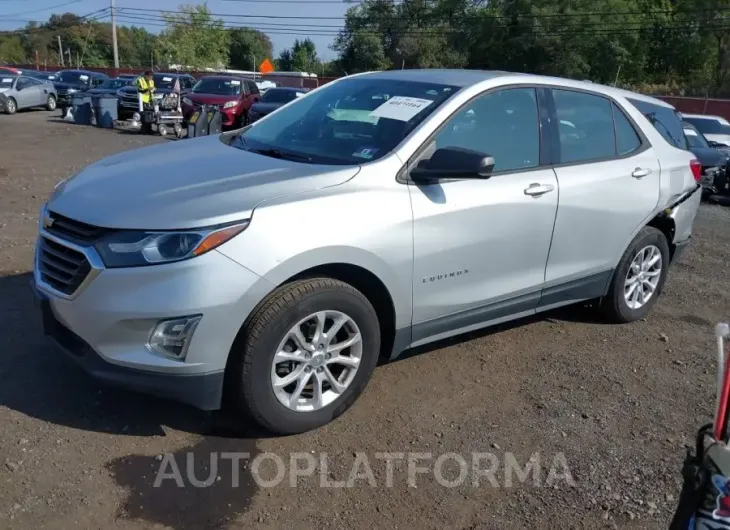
[13, 77, 35, 108]
[543, 88, 661, 293]
[409, 87, 559, 344]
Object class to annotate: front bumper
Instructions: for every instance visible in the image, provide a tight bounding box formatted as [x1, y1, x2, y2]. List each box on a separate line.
[33, 230, 274, 410]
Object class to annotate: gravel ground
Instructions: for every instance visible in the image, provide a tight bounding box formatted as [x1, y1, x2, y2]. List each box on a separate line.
[1, 110, 729, 530]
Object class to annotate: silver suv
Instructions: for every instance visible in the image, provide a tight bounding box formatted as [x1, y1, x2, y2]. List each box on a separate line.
[33, 70, 702, 434]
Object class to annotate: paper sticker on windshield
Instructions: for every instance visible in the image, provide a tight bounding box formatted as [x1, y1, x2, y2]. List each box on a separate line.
[353, 147, 378, 160]
[162, 77, 172, 82]
[1, 78, 12, 83]
[229, 80, 241, 85]
[684, 128, 698, 136]
[79, 75, 89, 81]
[369, 96, 433, 121]
[295, 92, 304, 97]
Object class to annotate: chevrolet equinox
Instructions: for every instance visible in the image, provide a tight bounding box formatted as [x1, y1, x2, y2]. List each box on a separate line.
[33, 70, 702, 434]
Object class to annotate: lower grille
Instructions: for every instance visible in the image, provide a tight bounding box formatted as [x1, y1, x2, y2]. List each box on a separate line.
[37, 237, 91, 295]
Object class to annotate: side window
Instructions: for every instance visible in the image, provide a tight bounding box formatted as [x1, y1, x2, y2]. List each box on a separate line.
[16, 77, 31, 90]
[248, 81, 260, 95]
[552, 89, 615, 164]
[627, 98, 686, 149]
[432, 88, 540, 172]
[613, 103, 642, 156]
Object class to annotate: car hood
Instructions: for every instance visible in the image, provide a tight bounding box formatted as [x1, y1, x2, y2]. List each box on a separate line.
[251, 102, 283, 115]
[47, 134, 360, 230]
[690, 146, 729, 167]
[0, 87, 10, 93]
[186, 93, 239, 105]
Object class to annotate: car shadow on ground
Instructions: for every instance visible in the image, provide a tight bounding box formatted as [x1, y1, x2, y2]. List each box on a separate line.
[0, 271, 265, 528]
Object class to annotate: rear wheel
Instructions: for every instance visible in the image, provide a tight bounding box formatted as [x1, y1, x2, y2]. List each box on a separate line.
[5, 97, 16, 115]
[601, 226, 670, 323]
[46, 94, 56, 111]
[226, 278, 381, 434]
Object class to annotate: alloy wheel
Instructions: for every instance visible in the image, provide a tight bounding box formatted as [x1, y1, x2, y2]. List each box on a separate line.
[271, 310, 363, 412]
[624, 244, 662, 310]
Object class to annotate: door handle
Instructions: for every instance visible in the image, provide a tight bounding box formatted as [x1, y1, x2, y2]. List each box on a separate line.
[524, 183, 555, 197]
[631, 167, 652, 179]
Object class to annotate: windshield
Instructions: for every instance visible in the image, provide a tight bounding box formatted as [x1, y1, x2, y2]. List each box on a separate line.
[684, 116, 730, 135]
[0, 76, 16, 88]
[56, 71, 91, 85]
[261, 88, 304, 104]
[153, 75, 177, 89]
[233, 77, 459, 165]
[192, 78, 241, 95]
[683, 125, 710, 149]
[99, 79, 129, 90]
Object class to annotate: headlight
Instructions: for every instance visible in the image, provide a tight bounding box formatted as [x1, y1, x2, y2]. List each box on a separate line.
[153, 93, 163, 100]
[67, 88, 78, 94]
[182, 97, 192, 105]
[116, 89, 125, 97]
[95, 221, 249, 268]
[223, 100, 238, 109]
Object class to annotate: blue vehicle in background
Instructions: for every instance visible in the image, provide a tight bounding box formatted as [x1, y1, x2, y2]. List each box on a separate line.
[24, 70, 58, 83]
[86, 77, 133, 96]
[53, 69, 109, 115]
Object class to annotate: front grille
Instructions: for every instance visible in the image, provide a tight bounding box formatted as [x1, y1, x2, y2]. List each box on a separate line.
[46, 211, 110, 243]
[37, 237, 91, 295]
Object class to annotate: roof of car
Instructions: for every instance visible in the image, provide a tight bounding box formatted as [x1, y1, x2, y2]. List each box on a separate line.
[57, 69, 108, 77]
[267, 86, 308, 92]
[155, 72, 193, 78]
[357, 69, 674, 109]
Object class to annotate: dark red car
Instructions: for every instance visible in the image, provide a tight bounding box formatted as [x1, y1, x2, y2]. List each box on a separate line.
[181, 76, 260, 128]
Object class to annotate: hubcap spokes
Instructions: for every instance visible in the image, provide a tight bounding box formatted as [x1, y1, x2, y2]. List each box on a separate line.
[271, 310, 363, 412]
[624, 245, 662, 310]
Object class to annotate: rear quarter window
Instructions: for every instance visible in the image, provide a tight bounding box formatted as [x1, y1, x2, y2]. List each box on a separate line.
[627, 98, 687, 149]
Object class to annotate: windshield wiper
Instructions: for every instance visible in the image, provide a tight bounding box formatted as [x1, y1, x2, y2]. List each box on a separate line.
[250, 148, 313, 163]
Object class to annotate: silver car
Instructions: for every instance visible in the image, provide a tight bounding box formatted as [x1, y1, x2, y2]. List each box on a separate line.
[33, 70, 702, 434]
[1, 74, 57, 114]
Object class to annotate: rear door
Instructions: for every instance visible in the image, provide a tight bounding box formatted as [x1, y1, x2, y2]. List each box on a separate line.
[543, 88, 661, 295]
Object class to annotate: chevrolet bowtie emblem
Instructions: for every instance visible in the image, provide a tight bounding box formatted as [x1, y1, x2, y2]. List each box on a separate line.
[42, 214, 54, 229]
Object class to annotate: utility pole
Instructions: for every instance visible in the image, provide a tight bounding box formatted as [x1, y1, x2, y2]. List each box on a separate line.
[57, 36, 64, 67]
[111, 0, 119, 69]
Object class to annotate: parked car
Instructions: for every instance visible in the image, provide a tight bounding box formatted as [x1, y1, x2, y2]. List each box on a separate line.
[0, 66, 21, 76]
[116, 73, 138, 80]
[116, 72, 195, 118]
[54, 69, 109, 113]
[684, 121, 730, 196]
[181, 76, 260, 127]
[86, 77, 133, 96]
[33, 70, 702, 435]
[681, 113, 730, 147]
[248, 87, 308, 123]
[24, 70, 57, 83]
[0, 74, 57, 114]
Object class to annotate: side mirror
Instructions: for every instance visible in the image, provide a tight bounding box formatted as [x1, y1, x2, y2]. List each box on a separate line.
[410, 146, 495, 182]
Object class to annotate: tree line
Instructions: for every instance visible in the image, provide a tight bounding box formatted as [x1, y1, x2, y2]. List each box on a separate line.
[1, 0, 730, 96]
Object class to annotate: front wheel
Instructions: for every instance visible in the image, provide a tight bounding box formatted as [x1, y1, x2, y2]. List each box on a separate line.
[601, 226, 670, 323]
[226, 278, 381, 434]
[5, 97, 16, 115]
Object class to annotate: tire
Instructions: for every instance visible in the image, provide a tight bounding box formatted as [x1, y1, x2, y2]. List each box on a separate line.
[46, 94, 56, 111]
[5, 97, 16, 115]
[601, 226, 670, 323]
[227, 278, 381, 435]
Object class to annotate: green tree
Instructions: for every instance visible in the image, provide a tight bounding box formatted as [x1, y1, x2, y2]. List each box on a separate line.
[228, 28, 273, 71]
[155, 3, 229, 70]
[338, 31, 391, 73]
[0, 35, 25, 64]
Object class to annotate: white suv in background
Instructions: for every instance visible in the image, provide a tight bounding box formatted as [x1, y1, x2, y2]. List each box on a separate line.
[682, 113, 730, 147]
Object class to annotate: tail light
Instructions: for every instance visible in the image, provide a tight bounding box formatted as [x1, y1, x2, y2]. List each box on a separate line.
[690, 159, 702, 182]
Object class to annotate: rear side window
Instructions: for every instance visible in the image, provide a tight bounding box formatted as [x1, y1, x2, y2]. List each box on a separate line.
[627, 98, 686, 149]
[247, 80, 259, 95]
[552, 89, 616, 163]
[613, 103, 642, 156]
[683, 116, 730, 135]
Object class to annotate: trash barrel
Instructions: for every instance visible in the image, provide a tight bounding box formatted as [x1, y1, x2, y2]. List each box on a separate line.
[70, 94, 85, 123]
[95, 95, 118, 128]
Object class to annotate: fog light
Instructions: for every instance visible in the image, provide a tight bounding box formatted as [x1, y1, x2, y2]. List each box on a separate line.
[147, 315, 202, 360]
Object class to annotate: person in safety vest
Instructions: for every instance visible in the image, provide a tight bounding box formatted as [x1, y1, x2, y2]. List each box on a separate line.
[135, 70, 155, 111]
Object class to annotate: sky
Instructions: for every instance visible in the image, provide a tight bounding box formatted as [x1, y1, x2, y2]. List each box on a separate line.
[0, 0, 353, 60]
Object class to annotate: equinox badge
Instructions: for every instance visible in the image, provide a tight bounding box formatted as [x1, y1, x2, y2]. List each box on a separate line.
[422, 269, 469, 283]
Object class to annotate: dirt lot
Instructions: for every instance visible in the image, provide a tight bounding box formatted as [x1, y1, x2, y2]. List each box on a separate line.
[1, 109, 729, 530]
